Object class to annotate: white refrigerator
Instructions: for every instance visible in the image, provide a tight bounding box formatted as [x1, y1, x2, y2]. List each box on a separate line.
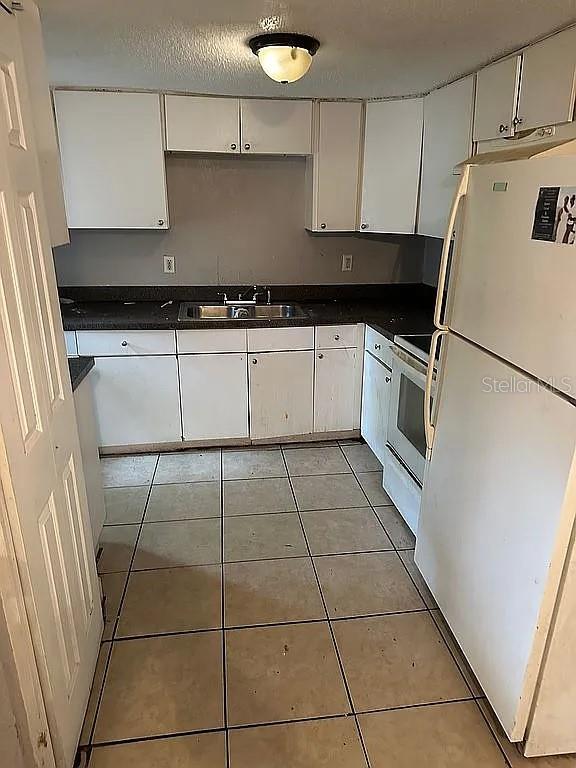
[416, 140, 576, 757]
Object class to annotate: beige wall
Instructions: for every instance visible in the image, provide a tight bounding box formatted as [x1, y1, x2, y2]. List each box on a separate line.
[54, 155, 425, 287]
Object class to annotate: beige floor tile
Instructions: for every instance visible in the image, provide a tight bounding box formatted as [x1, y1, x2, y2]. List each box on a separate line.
[226, 622, 350, 725]
[477, 698, 576, 767]
[223, 477, 295, 516]
[154, 450, 221, 484]
[229, 717, 368, 768]
[224, 513, 307, 562]
[356, 472, 392, 506]
[225, 557, 324, 627]
[223, 449, 287, 480]
[100, 455, 157, 488]
[145, 481, 220, 522]
[302, 508, 393, 555]
[117, 565, 222, 637]
[292, 474, 366, 511]
[333, 613, 470, 711]
[430, 609, 484, 698]
[374, 506, 416, 549]
[315, 552, 425, 618]
[101, 572, 128, 640]
[103, 486, 149, 525]
[94, 632, 224, 742]
[79, 642, 111, 746]
[399, 550, 437, 608]
[133, 519, 221, 569]
[90, 731, 226, 768]
[359, 702, 507, 768]
[341, 443, 381, 473]
[97, 524, 139, 573]
[283, 446, 350, 477]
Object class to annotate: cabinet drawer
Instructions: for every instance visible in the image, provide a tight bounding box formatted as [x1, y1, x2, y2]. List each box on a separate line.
[364, 326, 393, 368]
[177, 329, 247, 354]
[316, 324, 361, 349]
[76, 330, 176, 356]
[248, 326, 314, 352]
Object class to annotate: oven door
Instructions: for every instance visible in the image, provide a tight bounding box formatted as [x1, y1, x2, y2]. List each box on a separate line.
[388, 347, 433, 485]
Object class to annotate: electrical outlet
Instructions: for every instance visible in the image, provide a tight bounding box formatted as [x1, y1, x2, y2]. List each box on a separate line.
[163, 255, 176, 274]
[341, 254, 353, 272]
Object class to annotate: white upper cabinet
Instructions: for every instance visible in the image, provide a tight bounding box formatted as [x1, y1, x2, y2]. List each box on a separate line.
[240, 99, 312, 154]
[517, 26, 576, 132]
[418, 75, 475, 239]
[360, 99, 423, 234]
[165, 95, 240, 153]
[54, 90, 168, 229]
[474, 55, 521, 141]
[306, 101, 363, 232]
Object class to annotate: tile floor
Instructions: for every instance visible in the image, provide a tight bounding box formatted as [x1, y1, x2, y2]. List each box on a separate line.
[81, 441, 567, 767]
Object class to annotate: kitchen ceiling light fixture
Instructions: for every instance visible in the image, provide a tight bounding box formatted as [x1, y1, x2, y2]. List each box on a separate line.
[248, 33, 320, 84]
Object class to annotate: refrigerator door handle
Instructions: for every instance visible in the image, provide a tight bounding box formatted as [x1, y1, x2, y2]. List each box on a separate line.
[424, 329, 447, 459]
[434, 165, 471, 331]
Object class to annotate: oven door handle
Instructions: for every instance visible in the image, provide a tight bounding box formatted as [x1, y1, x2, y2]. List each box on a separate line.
[434, 164, 470, 331]
[424, 329, 447, 459]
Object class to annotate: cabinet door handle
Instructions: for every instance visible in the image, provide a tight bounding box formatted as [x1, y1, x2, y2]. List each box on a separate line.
[334, 335, 340, 341]
[231, 143, 237, 150]
[513, 116, 523, 127]
[157, 219, 165, 226]
[385, 376, 391, 383]
[320, 223, 327, 229]
[252, 358, 258, 364]
[318, 354, 324, 359]
[361, 223, 368, 230]
[244, 143, 251, 150]
[374, 343, 381, 350]
[121, 340, 128, 347]
[498, 124, 509, 134]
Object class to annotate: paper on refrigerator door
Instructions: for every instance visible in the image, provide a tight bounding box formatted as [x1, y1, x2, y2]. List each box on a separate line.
[532, 186, 576, 245]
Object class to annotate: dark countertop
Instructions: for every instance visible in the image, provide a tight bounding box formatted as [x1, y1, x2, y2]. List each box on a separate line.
[60, 284, 436, 342]
[68, 356, 95, 392]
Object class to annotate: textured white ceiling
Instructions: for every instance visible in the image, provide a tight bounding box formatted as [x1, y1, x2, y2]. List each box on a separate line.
[36, 0, 576, 98]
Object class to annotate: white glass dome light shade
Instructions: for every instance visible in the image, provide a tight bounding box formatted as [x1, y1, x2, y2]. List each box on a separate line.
[257, 45, 312, 84]
[248, 33, 320, 85]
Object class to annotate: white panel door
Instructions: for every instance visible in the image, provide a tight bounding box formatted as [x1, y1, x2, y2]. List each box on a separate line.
[418, 76, 475, 238]
[0, 15, 102, 766]
[54, 90, 168, 229]
[249, 351, 314, 439]
[360, 99, 423, 234]
[91, 356, 181, 447]
[474, 56, 521, 141]
[240, 99, 312, 155]
[360, 351, 391, 465]
[308, 101, 362, 232]
[517, 27, 576, 132]
[314, 348, 362, 432]
[448, 155, 576, 388]
[165, 95, 240, 153]
[179, 353, 249, 440]
[416, 333, 576, 740]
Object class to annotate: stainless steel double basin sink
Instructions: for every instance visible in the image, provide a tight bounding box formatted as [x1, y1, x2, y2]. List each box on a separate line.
[178, 302, 308, 321]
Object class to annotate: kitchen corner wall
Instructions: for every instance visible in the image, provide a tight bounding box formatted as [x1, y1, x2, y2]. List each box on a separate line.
[54, 154, 426, 287]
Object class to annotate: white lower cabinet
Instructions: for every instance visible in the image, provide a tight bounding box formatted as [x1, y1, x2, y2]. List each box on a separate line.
[361, 350, 392, 465]
[179, 353, 249, 440]
[314, 348, 362, 432]
[249, 351, 314, 439]
[91, 356, 181, 447]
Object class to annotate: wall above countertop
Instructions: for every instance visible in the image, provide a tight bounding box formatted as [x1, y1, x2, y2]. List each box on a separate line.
[54, 155, 427, 287]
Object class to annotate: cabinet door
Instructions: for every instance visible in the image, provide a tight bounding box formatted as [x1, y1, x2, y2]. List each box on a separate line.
[240, 99, 312, 155]
[474, 56, 521, 141]
[314, 348, 362, 433]
[360, 351, 391, 465]
[360, 99, 423, 234]
[165, 95, 240, 153]
[179, 354, 248, 440]
[418, 76, 475, 238]
[307, 101, 362, 232]
[517, 27, 576, 132]
[53, 91, 168, 229]
[91, 356, 180, 447]
[249, 351, 314, 439]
